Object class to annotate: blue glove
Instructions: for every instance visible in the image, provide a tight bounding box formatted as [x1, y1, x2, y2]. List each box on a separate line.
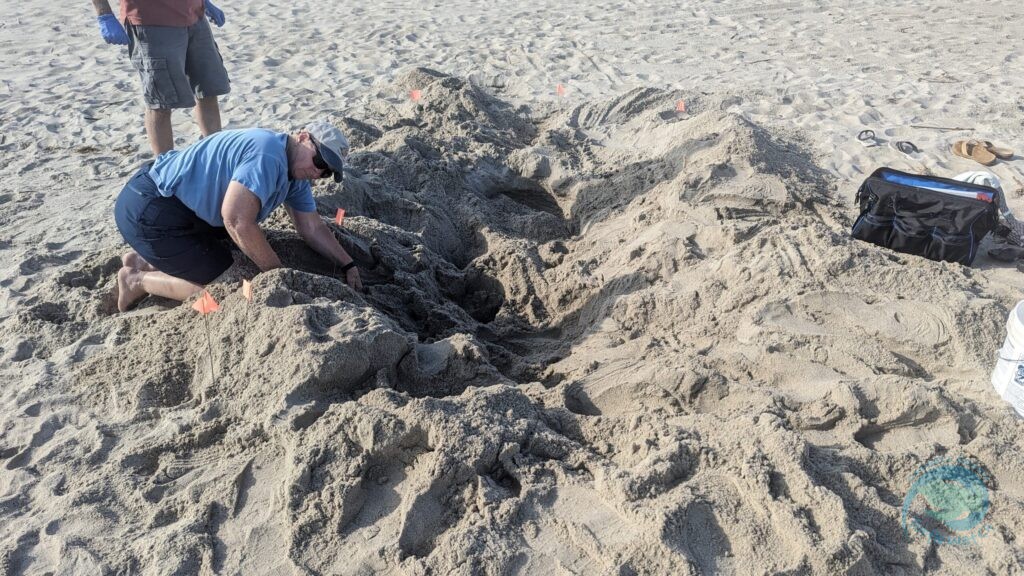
[204, 0, 225, 27]
[97, 13, 128, 45]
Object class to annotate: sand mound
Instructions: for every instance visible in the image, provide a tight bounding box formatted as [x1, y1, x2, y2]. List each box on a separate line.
[2, 69, 1023, 574]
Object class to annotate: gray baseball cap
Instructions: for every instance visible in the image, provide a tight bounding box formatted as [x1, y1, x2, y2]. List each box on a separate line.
[305, 120, 349, 183]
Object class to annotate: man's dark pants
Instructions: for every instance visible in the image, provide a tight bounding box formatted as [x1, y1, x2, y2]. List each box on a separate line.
[114, 163, 233, 285]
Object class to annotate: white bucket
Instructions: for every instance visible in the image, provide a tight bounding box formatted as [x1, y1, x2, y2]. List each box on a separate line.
[991, 300, 1024, 417]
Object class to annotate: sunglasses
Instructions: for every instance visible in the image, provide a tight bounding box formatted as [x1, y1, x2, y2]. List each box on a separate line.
[309, 137, 334, 178]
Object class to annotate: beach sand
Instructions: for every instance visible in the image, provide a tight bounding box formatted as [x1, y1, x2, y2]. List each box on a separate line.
[2, 1, 1024, 573]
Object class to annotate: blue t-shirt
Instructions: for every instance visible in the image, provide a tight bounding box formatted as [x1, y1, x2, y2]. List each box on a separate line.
[149, 128, 317, 227]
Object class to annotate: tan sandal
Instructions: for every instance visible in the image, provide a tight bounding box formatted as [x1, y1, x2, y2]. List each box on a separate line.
[952, 139, 997, 166]
[982, 141, 1014, 160]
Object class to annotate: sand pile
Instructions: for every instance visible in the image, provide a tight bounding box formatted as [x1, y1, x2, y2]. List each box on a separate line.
[2, 69, 1023, 574]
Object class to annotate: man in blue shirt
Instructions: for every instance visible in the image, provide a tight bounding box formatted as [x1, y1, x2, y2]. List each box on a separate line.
[113, 120, 361, 312]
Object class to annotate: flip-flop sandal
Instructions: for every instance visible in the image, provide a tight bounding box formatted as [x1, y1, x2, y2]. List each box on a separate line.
[858, 129, 880, 148]
[890, 140, 920, 155]
[982, 141, 1014, 160]
[952, 139, 997, 166]
[988, 244, 1024, 262]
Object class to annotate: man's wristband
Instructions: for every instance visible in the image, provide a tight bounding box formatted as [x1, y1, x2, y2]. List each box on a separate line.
[339, 261, 357, 274]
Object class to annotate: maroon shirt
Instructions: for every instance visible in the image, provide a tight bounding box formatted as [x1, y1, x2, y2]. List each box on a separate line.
[121, 0, 204, 27]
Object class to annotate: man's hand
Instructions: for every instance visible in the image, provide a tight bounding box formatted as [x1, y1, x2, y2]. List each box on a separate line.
[287, 207, 364, 292]
[97, 14, 128, 45]
[204, 0, 226, 27]
[345, 267, 363, 291]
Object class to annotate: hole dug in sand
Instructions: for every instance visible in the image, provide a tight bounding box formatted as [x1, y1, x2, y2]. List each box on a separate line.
[453, 268, 505, 324]
[44, 70, 1022, 573]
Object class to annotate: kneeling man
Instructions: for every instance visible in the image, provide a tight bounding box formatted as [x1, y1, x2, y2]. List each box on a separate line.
[114, 120, 361, 311]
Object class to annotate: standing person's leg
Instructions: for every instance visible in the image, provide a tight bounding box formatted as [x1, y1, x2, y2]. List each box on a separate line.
[186, 18, 231, 138]
[194, 96, 222, 137]
[125, 22, 195, 155]
[145, 109, 174, 156]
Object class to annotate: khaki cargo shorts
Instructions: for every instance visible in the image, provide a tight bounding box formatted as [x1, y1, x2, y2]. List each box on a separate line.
[125, 18, 231, 109]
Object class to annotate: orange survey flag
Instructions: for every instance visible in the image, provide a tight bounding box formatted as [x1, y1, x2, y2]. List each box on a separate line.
[676, 100, 687, 113]
[241, 279, 253, 302]
[556, 83, 566, 97]
[335, 208, 345, 226]
[192, 290, 220, 314]
[410, 89, 422, 102]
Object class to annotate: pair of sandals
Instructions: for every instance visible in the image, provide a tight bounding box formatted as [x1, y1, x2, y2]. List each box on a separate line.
[857, 129, 919, 155]
[859, 131, 1017, 165]
[952, 140, 1015, 166]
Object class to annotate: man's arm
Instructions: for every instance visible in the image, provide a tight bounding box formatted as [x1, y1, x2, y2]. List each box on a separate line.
[286, 207, 363, 290]
[91, 0, 114, 15]
[222, 181, 283, 272]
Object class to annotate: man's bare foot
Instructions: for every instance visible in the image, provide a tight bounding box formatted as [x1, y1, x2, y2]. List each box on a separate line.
[122, 251, 157, 272]
[116, 267, 148, 312]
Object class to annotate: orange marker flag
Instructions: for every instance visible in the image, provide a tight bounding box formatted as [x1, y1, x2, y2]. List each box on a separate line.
[675, 100, 687, 113]
[410, 89, 422, 102]
[556, 83, 566, 97]
[241, 279, 253, 302]
[335, 208, 345, 226]
[192, 290, 220, 314]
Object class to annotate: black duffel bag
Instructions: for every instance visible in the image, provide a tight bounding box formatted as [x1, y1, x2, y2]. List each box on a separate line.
[852, 167, 1001, 266]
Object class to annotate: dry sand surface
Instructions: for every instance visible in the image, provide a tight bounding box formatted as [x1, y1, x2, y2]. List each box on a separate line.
[3, 0, 1024, 574]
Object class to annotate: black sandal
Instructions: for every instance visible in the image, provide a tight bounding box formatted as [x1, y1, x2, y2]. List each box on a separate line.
[858, 129, 879, 148]
[890, 140, 919, 155]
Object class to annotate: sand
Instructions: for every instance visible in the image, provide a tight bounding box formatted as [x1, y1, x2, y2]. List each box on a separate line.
[2, 1, 1024, 574]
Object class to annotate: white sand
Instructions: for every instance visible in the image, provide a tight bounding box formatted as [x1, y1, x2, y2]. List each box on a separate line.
[2, 1, 1024, 574]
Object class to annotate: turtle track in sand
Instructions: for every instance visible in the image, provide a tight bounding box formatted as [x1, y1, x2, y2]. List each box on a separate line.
[3, 69, 1023, 574]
